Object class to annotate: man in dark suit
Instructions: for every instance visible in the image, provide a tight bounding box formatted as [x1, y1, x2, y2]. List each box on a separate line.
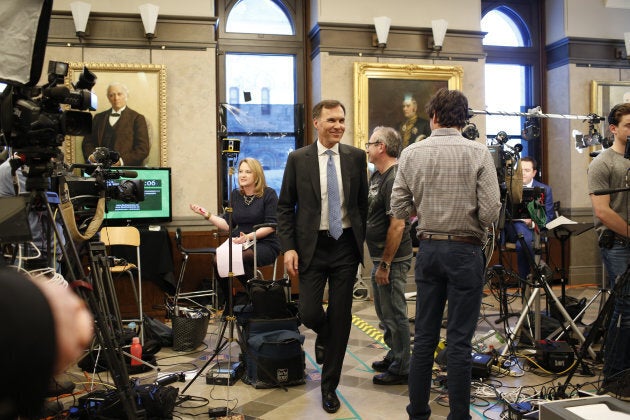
[505, 156, 555, 279]
[277, 99, 368, 414]
[82, 82, 150, 166]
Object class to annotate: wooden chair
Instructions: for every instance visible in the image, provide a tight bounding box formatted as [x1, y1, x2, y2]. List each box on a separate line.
[100, 226, 144, 342]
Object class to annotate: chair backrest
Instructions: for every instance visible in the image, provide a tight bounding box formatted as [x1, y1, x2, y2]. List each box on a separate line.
[553, 201, 561, 219]
[175, 227, 183, 251]
[100, 226, 141, 247]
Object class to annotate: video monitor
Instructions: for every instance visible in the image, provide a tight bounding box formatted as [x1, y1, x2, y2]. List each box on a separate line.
[101, 167, 172, 226]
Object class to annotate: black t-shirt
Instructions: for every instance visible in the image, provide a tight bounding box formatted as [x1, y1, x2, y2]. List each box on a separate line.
[366, 165, 412, 260]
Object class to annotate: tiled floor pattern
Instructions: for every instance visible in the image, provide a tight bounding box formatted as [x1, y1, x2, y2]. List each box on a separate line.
[53, 282, 621, 419]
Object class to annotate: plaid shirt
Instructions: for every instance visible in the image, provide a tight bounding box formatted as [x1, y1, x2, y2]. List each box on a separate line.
[390, 127, 501, 242]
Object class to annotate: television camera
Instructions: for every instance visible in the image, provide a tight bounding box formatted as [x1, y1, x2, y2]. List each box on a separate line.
[0, 61, 96, 178]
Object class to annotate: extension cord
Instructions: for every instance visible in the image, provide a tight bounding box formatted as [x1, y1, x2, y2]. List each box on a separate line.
[491, 364, 521, 377]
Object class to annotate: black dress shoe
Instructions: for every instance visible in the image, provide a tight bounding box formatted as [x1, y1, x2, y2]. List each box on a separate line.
[322, 391, 340, 413]
[371, 358, 392, 372]
[373, 371, 408, 385]
[315, 335, 326, 364]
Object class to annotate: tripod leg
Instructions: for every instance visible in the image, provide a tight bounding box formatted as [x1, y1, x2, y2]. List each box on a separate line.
[179, 316, 231, 396]
[541, 280, 597, 359]
[501, 288, 541, 356]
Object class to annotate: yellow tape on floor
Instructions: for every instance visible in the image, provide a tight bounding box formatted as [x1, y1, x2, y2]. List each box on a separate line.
[352, 314, 386, 347]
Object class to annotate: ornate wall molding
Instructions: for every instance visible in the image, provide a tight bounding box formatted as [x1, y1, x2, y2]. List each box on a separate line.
[547, 37, 630, 70]
[48, 12, 216, 50]
[309, 23, 485, 61]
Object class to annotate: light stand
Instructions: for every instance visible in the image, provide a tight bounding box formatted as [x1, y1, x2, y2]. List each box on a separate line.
[178, 141, 243, 413]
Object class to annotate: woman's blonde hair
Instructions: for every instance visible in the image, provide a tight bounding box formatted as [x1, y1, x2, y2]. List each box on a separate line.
[238, 157, 267, 197]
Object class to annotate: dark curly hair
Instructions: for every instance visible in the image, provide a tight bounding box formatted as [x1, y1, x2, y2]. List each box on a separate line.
[424, 88, 468, 129]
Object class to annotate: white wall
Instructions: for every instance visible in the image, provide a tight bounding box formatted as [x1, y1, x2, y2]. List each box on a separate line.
[546, 0, 630, 44]
[52, 0, 214, 17]
[313, 0, 481, 31]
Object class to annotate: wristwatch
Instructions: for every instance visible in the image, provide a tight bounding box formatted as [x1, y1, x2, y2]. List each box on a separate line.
[379, 261, 390, 271]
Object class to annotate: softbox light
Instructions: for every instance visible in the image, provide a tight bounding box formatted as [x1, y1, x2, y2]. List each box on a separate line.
[0, 0, 53, 87]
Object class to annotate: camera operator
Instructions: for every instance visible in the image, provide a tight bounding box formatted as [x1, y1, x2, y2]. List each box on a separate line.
[504, 156, 555, 280]
[82, 82, 150, 167]
[588, 102, 630, 398]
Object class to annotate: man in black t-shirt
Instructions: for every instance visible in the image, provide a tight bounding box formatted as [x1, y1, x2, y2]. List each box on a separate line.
[365, 126, 413, 385]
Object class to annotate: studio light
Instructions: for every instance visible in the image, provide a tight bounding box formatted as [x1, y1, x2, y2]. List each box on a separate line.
[373, 16, 391, 49]
[430, 19, 448, 52]
[625, 32, 630, 59]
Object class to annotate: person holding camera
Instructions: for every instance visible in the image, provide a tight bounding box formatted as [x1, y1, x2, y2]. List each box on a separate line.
[588, 102, 630, 398]
[190, 157, 280, 305]
[82, 82, 150, 167]
[390, 88, 501, 419]
[504, 156, 555, 280]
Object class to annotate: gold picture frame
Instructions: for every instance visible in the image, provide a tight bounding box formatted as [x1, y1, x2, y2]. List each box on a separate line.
[353, 63, 463, 148]
[64, 62, 167, 167]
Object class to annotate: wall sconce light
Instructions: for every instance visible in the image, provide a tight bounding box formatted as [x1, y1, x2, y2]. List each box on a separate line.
[373, 16, 391, 49]
[70, 1, 91, 60]
[139, 3, 159, 63]
[429, 19, 448, 53]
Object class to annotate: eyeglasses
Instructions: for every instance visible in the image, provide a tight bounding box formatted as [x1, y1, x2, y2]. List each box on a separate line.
[364, 141, 381, 150]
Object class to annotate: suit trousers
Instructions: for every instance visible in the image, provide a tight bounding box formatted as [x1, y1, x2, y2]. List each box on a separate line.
[298, 228, 360, 392]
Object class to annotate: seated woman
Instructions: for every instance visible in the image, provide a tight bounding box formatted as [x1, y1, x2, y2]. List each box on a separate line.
[190, 157, 280, 306]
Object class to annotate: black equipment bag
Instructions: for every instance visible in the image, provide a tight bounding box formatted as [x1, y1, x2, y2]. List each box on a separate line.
[247, 278, 295, 319]
[242, 317, 306, 389]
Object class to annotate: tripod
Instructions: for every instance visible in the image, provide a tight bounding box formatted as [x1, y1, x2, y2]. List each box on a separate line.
[9, 171, 147, 419]
[500, 234, 596, 359]
[178, 150, 245, 407]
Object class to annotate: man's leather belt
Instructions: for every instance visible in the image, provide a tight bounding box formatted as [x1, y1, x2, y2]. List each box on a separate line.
[419, 233, 482, 246]
[319, 228, 352, 237]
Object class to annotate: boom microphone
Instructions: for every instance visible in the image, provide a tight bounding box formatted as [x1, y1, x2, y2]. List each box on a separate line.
[624, 136, 630, 159]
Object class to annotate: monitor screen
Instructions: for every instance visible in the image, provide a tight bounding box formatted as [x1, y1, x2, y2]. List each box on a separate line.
[101, 167, 172, 226]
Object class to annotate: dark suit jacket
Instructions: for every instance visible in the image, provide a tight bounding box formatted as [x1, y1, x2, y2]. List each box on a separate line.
[277, 142, 368, 270]
[82, 107, 150, 166]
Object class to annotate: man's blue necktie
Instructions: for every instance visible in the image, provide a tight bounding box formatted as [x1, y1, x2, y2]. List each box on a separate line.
[325, 150, 343, 240]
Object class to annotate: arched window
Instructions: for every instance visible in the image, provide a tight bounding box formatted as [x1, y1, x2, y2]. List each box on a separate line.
[482, 8, 528, 47]
[226, 0, 294, 35]
[482, 1, 542, 167]
[217, 0, 305, 203]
